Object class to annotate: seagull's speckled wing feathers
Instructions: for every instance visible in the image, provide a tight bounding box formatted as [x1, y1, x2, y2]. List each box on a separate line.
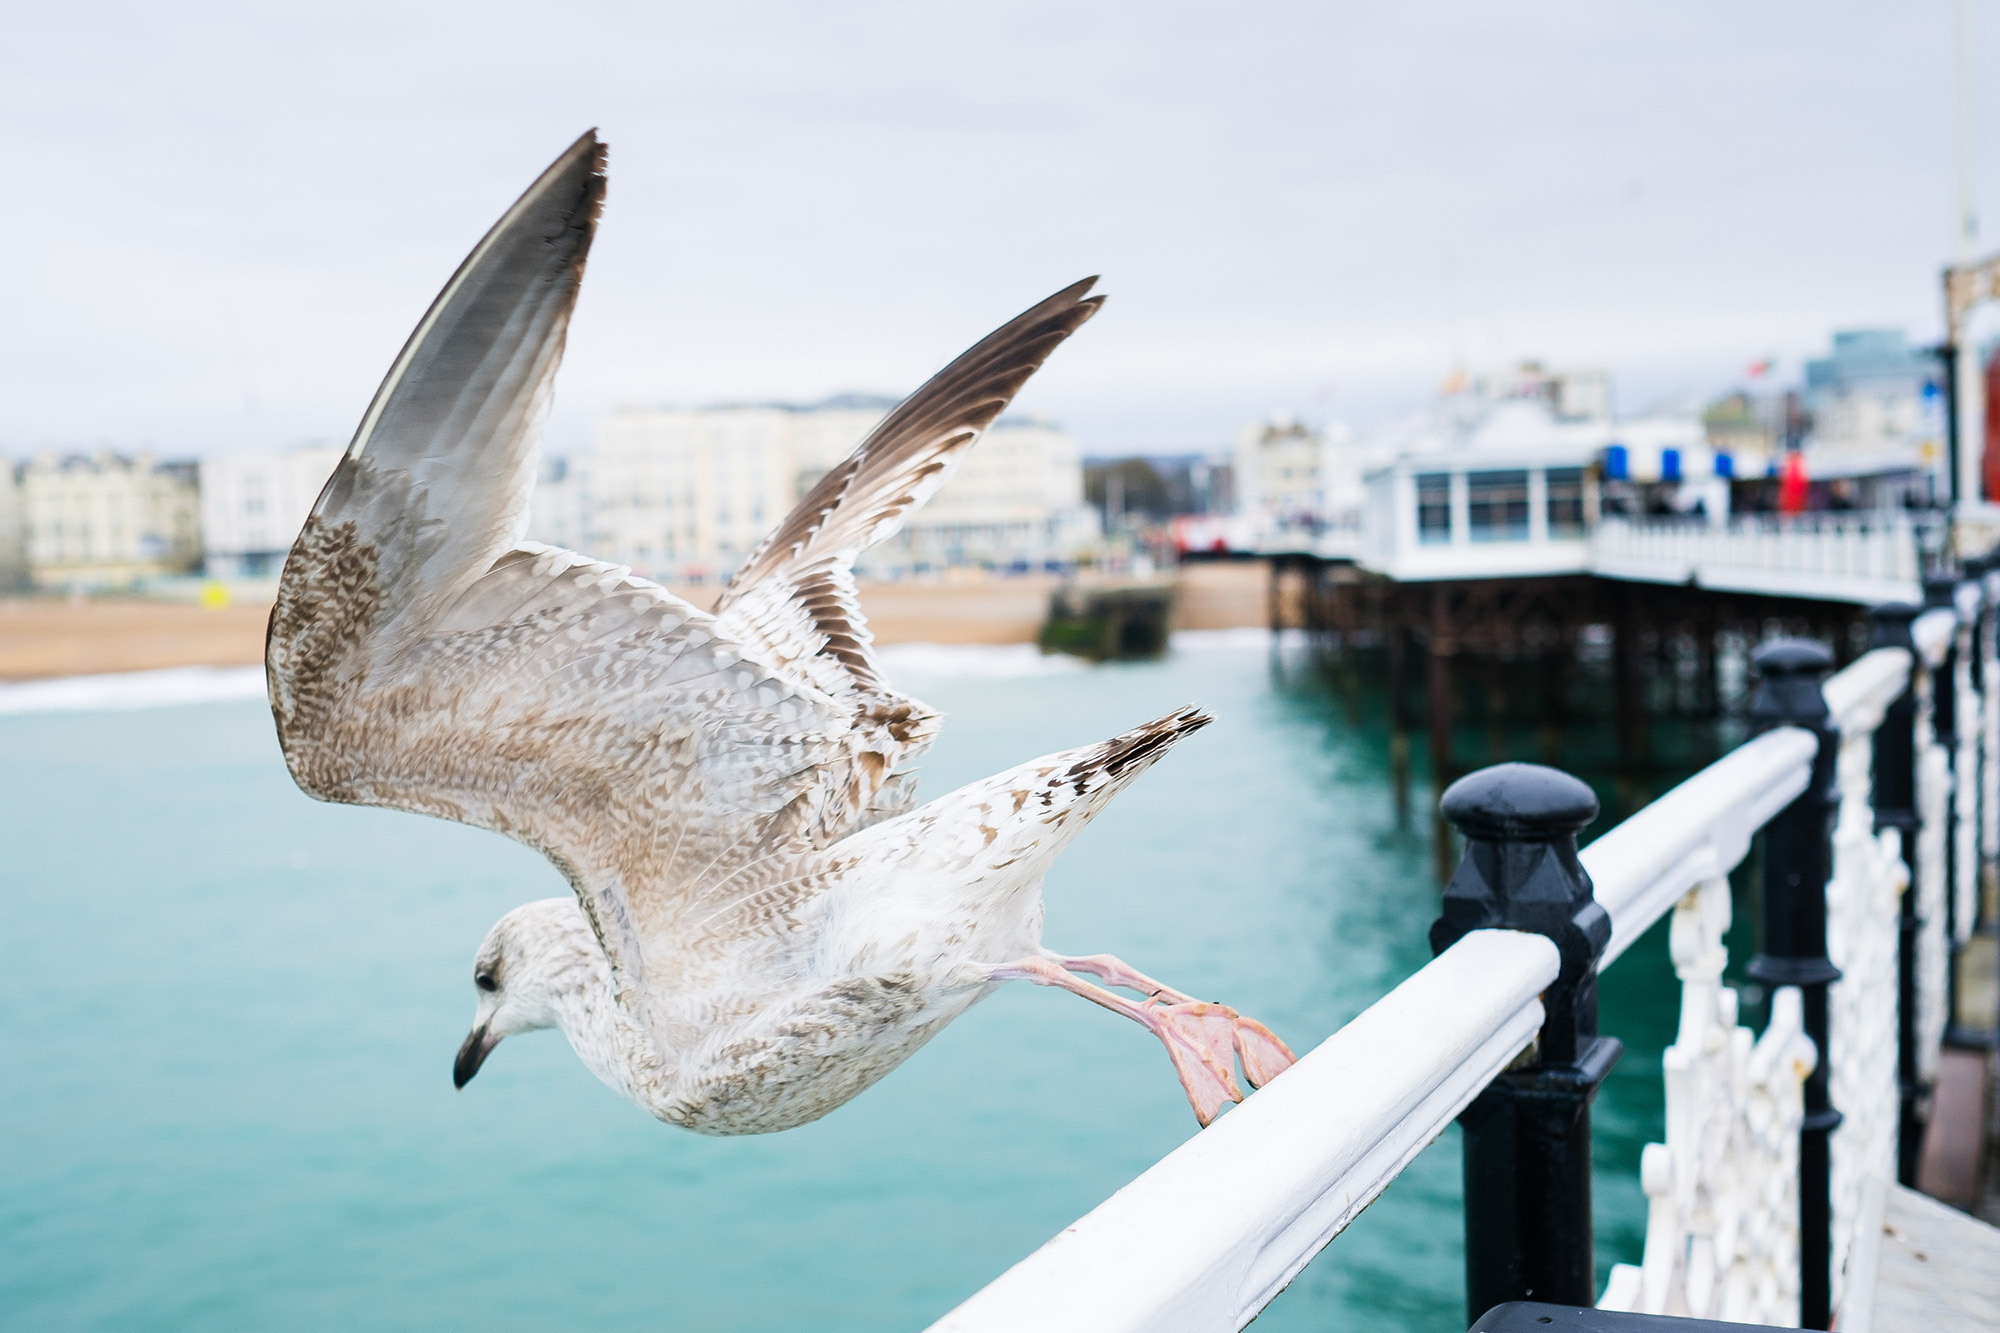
[266, 134, 850, 1008]
[712, 280, 1103, 818]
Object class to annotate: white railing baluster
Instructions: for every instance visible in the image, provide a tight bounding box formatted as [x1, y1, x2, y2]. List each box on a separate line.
[1597, 875, 1817, 1324]
[1821, 647, 1910, 1310]
[1912, 611, 1955, 1113]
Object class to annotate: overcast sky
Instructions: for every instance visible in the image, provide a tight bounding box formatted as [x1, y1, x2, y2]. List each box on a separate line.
[3, 2, 1995, 458]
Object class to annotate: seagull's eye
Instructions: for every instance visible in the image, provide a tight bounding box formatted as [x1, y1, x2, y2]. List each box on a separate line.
[475, 972, 498, 992]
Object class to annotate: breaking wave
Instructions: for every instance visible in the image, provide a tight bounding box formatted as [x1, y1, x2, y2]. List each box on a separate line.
[0, 666, 268, 715]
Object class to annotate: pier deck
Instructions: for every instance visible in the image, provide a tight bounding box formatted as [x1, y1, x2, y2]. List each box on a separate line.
[1842, 1180, 2000, 1332]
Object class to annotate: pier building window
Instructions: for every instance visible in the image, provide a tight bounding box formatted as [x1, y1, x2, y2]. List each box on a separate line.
[1546, 467, 1586, 537]
[1467, 470, 1529, 542]
[1416, 472, 1451, 544]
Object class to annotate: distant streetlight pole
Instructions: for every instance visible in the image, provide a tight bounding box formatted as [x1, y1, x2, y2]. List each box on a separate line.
[1949, 0, 1984, 512]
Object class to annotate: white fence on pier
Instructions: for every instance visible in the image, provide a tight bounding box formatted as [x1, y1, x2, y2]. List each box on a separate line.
[933, 585, 1990, 1333]
[1589, 514, 1936, 606]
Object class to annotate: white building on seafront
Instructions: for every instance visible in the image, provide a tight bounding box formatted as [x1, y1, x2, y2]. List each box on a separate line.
[536, 398, 1098, 582]
[0, 465, 26, 589]
[1229, 417, 1370, 546]
[15, 451, 202, 587]
[199, 444, 344, 576]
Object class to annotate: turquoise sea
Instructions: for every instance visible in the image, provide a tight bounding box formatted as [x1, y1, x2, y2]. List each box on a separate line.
[0, 635, 1690, 1330]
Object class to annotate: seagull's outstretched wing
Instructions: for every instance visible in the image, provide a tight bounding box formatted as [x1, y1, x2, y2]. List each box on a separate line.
[712, 280, 1103, 817]
[268, 134, 851, 1007]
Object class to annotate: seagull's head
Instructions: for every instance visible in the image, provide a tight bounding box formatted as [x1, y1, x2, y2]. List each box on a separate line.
[453, 897, 595, 1089]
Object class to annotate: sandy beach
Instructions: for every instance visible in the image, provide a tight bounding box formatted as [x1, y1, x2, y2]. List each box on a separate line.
[0, 561, 1270, 681]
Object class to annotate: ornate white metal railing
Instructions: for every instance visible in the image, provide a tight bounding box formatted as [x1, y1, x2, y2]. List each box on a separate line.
[1821, 651, 1910, 1312]
[1590, 514, 1935, 606]
[1912, 610, 1954, 1130]
[1596, 646, 1913, 1322]
[932, 582, 1987, 1333]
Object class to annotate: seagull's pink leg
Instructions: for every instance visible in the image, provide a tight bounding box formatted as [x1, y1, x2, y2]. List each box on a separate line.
[1039, 950, 1299, 1090]
[990, 955, 1242, 1126]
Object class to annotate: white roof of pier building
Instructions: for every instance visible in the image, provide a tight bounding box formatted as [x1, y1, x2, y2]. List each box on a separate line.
[1356, 399, 1612, 580]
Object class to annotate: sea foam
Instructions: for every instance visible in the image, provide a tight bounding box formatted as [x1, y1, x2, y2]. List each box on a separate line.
[0, 665, 268, 715]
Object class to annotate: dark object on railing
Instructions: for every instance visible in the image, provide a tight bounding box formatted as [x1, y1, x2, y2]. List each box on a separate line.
[1432, 763, 1619, 1324]
[1746, 639, 1842, 1330]
[1940, 571, 1991, 1053]
[1956, 558, 2000, 1050]
[1867, 601, 1929, 1189]
[1470, 1302, 1805, 1331]
[1934, 340, 1961, 512]
[1038, 581, 1174, 660]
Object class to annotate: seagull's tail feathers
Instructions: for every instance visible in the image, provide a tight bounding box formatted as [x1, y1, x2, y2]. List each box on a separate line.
[1070, 704, 1213, 795]
[836, 705, 1211, 913]
[1002, 703, 1212, 837]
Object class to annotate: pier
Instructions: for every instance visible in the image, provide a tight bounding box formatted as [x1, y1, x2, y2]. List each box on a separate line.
[934, 544, 2000, 1331]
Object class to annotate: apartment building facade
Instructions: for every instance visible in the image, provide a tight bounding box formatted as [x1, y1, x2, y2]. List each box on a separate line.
[16, 451, 201, 586]
[198, 444, 344, 577]
[536, 398, 1096, 581]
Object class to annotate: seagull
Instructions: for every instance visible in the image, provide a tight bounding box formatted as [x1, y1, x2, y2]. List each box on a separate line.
[267, 130, 1295, 1133]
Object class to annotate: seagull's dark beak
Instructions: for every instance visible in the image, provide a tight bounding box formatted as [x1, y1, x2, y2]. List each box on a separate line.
[454, 1024, 500, 1089]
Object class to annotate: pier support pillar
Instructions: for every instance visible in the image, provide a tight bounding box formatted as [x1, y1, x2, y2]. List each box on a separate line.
[1431, 763, 1618, 1324]
[1612, 599, 1648, 775]
[1389, 622, 1412, 826]
[1747, 639, 1842, 1330]
[1429, 586, 1459, 885]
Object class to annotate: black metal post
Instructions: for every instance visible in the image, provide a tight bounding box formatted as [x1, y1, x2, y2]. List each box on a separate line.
[1932, 576, 1969, 1057]
[1745, 640, 1841, 1330]
[1431, 762, 1620, 1325]
[1869, 602, 1928, 1187]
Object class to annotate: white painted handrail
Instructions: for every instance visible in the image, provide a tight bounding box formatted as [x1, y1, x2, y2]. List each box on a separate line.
[928, 931, 1559, 1333]
[1585, 728, 1816, 969]
[1582, 648, 1911, 972]
[1913, 607, 1956, 666]
[937, 620, 1963, 1333]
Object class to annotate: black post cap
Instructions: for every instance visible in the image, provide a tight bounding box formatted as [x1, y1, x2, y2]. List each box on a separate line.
[1752, 638, 1834, 676]
[1751, 638, 1834, 731]
[1924, 575, 1957, 607]
[1431, 762, 1609, 1003]
[1869, 602, 1922, 650]
[1441, 763, 1600, 842]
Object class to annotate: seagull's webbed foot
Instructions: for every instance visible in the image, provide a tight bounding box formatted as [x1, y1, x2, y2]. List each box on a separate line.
[1041, 950, 1298, 1091]
[991, 953, 1296, 1126]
